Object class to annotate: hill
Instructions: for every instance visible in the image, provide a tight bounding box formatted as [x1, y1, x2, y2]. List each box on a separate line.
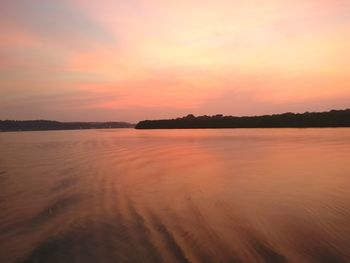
[135, 109, 350, 129]
[0, 120, 134, 132]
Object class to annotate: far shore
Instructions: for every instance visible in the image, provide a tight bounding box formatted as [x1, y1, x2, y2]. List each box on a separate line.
[0, 120, 134, 132]
[135, 109, 350, 129]
[2, 109, 349, 132]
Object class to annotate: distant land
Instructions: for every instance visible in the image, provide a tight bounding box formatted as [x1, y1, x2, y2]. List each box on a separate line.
[0, 120, 134, 132]
[135, 109, 350, 129]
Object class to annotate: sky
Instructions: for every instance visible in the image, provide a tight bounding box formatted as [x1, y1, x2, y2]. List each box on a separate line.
[0, 0, 349, 122]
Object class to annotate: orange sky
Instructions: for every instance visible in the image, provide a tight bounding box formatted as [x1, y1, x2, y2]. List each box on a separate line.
[0, 0, 349, 122]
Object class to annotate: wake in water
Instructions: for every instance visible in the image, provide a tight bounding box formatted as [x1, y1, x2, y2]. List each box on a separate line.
[1, 129, 350, 263]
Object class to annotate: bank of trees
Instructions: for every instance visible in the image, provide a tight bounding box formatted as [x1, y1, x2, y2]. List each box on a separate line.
[136, 109, 350, 129]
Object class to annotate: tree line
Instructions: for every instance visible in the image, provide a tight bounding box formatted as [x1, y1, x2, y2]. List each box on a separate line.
[135, 109, 350, 129]
[0, 120, 134, 132]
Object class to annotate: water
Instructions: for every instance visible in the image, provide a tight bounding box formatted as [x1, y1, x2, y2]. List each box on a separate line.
[0, 128, 350, 263]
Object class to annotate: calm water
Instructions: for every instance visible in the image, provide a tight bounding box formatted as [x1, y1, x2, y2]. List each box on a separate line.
[1, 128, 350, 263]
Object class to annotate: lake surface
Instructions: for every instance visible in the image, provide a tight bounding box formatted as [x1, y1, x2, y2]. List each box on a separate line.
[1, 128, 350, 263]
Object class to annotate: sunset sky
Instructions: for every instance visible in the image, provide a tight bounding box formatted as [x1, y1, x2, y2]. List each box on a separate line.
[0, 0, 349, 122]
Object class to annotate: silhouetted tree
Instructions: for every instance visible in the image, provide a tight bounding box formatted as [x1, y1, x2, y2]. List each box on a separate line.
[135, 109, 350, 129]
[0, 120, 134, 132]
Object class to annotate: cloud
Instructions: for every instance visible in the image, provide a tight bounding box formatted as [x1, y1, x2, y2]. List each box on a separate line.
[0, 0, 116, 49]
[0, 0, 349, 122]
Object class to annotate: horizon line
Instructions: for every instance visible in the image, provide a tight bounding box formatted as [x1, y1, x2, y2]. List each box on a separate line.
[1, 108, 349, 123]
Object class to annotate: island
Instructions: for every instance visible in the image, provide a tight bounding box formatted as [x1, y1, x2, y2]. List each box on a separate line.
[0, 120, 134, 132]
[135, 109, 350, 129]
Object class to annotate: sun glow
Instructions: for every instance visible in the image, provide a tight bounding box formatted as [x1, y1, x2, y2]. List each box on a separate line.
[0, 0, 349, 121]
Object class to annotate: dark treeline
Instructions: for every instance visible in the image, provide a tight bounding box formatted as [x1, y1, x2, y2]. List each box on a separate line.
[135, 109, 350, 129]
[0, 120, 134, 132]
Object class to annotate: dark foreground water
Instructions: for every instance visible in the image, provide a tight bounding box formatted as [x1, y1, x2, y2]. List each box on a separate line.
[1, 128, 350, 263]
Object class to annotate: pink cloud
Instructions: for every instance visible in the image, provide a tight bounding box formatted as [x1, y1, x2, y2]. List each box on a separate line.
[0, 0, 349, 121]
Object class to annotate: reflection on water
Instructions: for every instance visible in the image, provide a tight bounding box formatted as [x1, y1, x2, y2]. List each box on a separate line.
[1, 128, 350, 263]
